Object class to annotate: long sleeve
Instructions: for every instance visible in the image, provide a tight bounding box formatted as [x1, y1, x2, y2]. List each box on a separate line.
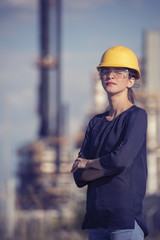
[99, 108, 147, 176]
[73, 120, 93, 188]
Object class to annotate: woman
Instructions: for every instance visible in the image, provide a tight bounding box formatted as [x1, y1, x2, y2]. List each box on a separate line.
[71, 46, 148, 240]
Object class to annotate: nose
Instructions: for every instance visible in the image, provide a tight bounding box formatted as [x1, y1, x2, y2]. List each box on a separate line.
[106, 71, 114, 80]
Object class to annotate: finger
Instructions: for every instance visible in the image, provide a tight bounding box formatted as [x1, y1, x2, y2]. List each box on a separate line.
[73, 159, 80, 164]
[71, 161, 79, 173]
[71, 167, 78, 173]
[71, 159, 79, 169]
[71, 165, 78, 173]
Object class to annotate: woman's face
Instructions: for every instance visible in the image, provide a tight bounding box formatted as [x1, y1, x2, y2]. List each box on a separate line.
[99, 67, 135, 95]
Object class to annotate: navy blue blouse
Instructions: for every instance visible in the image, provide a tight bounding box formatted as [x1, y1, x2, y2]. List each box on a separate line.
[73, 105, 148, 237]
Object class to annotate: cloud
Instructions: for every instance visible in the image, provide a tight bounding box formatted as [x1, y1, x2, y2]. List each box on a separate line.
[0, 46, 37, 89]
[65, 0, 115, 9]
[0, 0, 37, 9]
[0, 0, 114, 11]
[0, 86, 38, 145]
[152, 18, 160, 28]
[126, 0, 145, 8]
[0, 43, 38, 141]
[0, 122, 10, 135]
[7, 87, 37, 110]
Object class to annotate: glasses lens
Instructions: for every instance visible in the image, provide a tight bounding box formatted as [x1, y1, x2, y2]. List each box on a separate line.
[99, 69, 128, 78]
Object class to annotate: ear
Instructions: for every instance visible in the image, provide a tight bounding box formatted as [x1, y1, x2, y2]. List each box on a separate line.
[127, 77, 135, 88]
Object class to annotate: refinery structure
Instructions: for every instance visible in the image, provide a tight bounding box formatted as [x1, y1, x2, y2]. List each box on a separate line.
[16, 0, 74, 212]
[137, 31, 160, 194]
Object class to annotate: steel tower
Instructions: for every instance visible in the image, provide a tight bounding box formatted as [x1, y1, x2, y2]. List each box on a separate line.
[37, 0, 62, 172]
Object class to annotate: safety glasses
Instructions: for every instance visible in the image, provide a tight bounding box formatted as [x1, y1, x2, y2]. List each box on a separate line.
[99, 68, 129, 79]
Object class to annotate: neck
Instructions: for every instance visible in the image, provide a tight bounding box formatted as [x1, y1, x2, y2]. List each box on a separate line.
[107, 93, 133, 118]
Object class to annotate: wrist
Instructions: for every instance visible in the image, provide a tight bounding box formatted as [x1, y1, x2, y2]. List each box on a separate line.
[86, 159, 93, 169]
[86, 158, 100, 169]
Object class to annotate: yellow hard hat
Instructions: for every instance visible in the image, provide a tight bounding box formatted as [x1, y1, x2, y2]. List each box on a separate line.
[97, 46, 141, 79]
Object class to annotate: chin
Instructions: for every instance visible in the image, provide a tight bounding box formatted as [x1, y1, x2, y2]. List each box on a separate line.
[105, 88, 117, 94]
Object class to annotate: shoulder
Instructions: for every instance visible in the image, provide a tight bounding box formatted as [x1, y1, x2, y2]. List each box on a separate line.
[87, 112, 106, 129]
[129, 105, 147, 119]
[89, 112, 106, 123]
[126, 105, 147, 128]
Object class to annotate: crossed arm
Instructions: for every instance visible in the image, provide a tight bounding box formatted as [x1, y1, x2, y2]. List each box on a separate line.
[71, 157, 105, 181]
[71, 109, 147, 185]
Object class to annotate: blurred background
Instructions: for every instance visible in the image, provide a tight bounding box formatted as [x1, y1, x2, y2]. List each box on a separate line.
[0, 0, 160, 239]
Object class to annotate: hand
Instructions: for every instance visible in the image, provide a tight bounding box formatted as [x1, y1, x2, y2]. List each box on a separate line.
[71, 158, 90, 173]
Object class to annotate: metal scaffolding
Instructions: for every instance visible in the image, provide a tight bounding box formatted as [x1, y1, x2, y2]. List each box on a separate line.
[37, 0, 62, 173]
[16, 0, 73, 210]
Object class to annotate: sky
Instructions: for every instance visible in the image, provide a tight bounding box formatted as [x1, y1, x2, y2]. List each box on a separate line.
[0, 0, 160, 180]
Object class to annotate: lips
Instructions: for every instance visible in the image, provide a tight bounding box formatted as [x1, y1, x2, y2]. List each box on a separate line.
[106, 81, 117, 85]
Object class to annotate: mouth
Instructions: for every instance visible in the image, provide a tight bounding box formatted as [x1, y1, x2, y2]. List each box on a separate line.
[106, 82, 117, 85]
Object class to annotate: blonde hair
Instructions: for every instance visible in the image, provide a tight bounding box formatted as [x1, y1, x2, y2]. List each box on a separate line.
[128, 88, 135, 104]
[127, 68, 138, 104]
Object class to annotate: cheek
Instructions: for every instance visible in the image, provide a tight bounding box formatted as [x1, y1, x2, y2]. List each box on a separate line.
[123, 78, 131, 87]
[101, 75, 107, 81]
[101, 82, 107, 91]
[100, 79, 106, 88]
[117, 79, 129, 88]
